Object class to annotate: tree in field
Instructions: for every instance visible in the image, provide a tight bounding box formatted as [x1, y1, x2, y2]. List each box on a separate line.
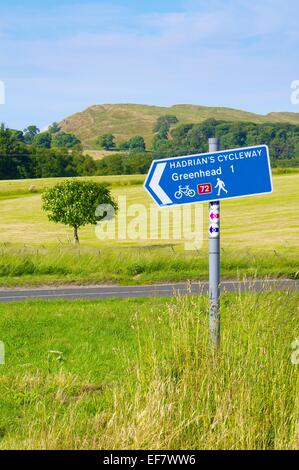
[127, 135, 146, 151]
[42, 180, 118, 243]
[97, 133, 115, 150]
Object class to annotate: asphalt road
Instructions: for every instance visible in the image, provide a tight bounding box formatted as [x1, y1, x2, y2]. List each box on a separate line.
[0, 279, 297, 302]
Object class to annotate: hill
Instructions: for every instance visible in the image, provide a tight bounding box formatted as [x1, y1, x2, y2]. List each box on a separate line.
[59, 103, 299, 148]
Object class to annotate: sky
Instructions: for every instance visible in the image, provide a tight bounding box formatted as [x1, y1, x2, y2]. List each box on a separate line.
[0, 0, 298, 130]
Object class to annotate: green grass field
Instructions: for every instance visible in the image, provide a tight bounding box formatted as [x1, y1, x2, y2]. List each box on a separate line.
[0, 292, 297, 449]
[0, 172, 298, 285]
[0, 172, 298, 450]
[0, 172, 297, 248]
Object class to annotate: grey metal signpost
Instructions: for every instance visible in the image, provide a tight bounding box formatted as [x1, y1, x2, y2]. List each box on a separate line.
[144, 139, 272, 350]
[208, 138, 220, 348]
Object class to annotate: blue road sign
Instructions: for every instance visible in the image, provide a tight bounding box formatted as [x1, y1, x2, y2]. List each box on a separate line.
[144, 145, 272, 207]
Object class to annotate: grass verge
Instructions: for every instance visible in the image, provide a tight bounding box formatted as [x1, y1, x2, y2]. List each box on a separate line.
[0, 245, 297, 286]
[0, 292, 298, 449]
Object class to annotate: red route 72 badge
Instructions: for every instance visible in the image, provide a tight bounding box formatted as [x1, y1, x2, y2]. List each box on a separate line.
[197, 183, 212, 194]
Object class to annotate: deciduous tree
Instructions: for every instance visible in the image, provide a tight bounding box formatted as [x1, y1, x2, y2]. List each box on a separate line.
[42, 180, 118, 243]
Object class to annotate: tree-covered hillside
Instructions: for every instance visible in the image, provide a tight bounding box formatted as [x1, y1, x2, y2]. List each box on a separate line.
[0, 116, 298, 180]
[59, 103, 299, 148]
[153, 119, 299, 167]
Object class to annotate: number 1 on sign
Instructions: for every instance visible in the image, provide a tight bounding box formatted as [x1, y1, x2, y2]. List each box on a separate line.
[230, 164, 234, 173]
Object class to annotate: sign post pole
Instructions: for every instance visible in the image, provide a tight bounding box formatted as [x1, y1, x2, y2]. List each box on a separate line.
[208, 138, 220, 349]
[144, 142, 272, 349]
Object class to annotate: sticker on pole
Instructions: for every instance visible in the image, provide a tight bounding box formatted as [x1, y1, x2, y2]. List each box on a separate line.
[209, 224, 219, 238]
[144, 145, 273, 207]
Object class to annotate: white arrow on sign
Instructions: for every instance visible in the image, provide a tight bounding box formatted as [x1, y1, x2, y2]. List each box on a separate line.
[149, 162, 172, 205]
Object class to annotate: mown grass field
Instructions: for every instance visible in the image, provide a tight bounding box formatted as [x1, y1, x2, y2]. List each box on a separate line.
[0, 292, 297, 449]
[0, 172, 298, 285]
[0, 172, 297, 248]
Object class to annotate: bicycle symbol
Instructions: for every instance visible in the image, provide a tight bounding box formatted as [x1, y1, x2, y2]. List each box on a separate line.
[174, 185, 196, 200]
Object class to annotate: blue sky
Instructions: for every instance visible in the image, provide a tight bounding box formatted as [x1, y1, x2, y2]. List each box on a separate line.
[0, 0, 298, 130]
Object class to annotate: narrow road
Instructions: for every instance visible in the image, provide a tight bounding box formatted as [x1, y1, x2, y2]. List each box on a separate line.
[0, 279, 297, 302]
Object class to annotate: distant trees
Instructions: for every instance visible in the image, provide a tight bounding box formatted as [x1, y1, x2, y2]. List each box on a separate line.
[42, 180, 118, 243]
[153, 114, 178, 139]
[97, 133, 115, 150]
[0, 124, 94, 179]
[51, 131, 81, 149]
[97, 133, 146, 152]
[31, 126, 81, 150]
[0, 124, 32, 179]
[152, 117, 299, 166]
[33, 148, 73, 177]
[152, 115, 179, 156]
[2, 121, 82, 151]
[125, 135, 146, 151]
[118, 141, 129, 150]
[48, 122, 60, 134]
[0, 116, 298, 181]
[32, 132, 52, 149]
[23, 125, 40, 144]
[16, 122, 81, 150]
[123, 152, 152, 174]
[32, 148, 95, 178]
[97, 154, 124, 175]
[96, 152, 153, 176]
[10, 129, 25, 142]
